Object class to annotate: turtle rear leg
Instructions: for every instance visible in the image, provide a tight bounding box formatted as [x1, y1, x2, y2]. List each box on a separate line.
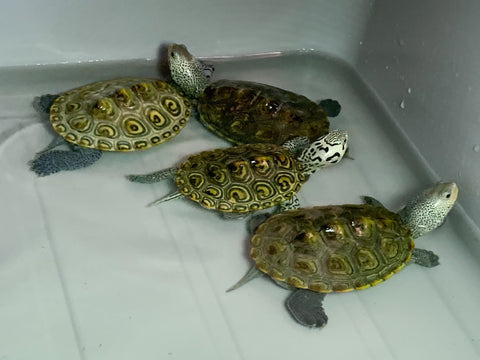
[126, 167, 178, 184]
[286, 289, 328, 328]
[33, 94, 59, 114]
[410, 248, 440, 268]
[362, 196, 385, 208]
[29, 146, 102, 176]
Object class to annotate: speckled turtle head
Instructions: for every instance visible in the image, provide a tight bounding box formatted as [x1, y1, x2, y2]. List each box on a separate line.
[296, 130, 349, 175]
[399, 182, 458, 238]
[168, 43, 208, 98]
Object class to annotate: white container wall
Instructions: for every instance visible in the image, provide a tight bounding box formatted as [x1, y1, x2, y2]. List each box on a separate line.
[1, 1, 479, 360]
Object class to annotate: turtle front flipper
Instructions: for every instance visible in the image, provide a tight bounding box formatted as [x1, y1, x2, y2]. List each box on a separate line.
[286, 289, 328, 328]
[409, 248, 439, 268]
[33, 94, 59, 114]
[126, 167, 178, 184]
[29, 146, 102, 176]
[318, 99, 341, 117]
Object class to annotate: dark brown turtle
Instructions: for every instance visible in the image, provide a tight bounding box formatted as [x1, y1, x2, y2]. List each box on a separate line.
[168, 43, 340, 146]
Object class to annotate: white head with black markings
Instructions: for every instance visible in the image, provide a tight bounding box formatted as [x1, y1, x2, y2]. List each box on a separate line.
[297, 130, 349, 175]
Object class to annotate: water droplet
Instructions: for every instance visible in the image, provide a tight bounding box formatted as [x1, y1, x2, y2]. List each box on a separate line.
[385, 65, 390, 70]
[407, 88, 412, 94]
[473, 144, 480, 153]
[397, 39, 405, 46]
[359, 41, 363, 45]
[400, 100, 405, 109]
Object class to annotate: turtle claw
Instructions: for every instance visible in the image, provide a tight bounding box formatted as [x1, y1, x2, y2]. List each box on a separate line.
[286, 290, 328, 328]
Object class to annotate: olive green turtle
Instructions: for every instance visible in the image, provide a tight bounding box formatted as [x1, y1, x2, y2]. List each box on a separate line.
[228, 182, 458, 328]
[127, 130, 348, 214]
[167, 43, 341, 146]
[29, 77, 192, 176]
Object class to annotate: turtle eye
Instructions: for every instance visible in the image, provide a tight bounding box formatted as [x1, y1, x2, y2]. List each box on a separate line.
[170, 52, 175, 58]
[446, 193, 451, 199]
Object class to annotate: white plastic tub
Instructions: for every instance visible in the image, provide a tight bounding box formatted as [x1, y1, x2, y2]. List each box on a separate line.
[1, 1, 479, 359]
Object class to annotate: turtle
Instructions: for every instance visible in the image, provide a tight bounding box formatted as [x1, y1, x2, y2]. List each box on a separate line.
[227, 182, 459, 328]
[126, 129, 348, 214]
[29, 77, 193, 176]
[167, 43, 342, 146]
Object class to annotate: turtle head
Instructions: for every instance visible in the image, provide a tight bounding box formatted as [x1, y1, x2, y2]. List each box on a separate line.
[399, 182, 458, 239]
[297, 130, 348, 175]
[168, 43, 208, 98]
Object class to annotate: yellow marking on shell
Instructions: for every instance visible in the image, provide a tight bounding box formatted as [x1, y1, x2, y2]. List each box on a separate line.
[65, 102, 81, 113]
[393, 262, 406, 273]
[293, 259, 317, 274]
[287, 276, 307, 289]
[356, 249, 379, 271]
[250, 156, 271, 174]
[274, 173, 296, 192]
[150, 136, 161, 145]
[201, 198, 216, 208]
[134, 141, 148, 150]
[114, 88, 135, 107]
[203, 186, 222, 198]
[65, 133, 77, 142]
[228, 160, 249, 180]
[188, 174, 205, 189]
[162, 97, 182, 116]
[228, 186, 252, 203]
[97, 141, 113, 151]
[53, 124, 66, 133]
[334, 286, 355, 293]
[250, 235, 262, 247]
[162, 131, 172, 139]
[116, 142, 132, 151]
[327, 255, 353, 275]
[69, 116, 92, 132]
[354, 283, 371, 291]
[371, 278, 384, 287]
[95, 124, 118, 138]
[123, 118, 147, 136]
[79, 137, 93, 147]
[383, 271, 395, 281]
[253, 181, 275, 200]
[309, 283, 332, 293]
[92, 98, 115, 119]
[148, 109, 168, 128]
[269, 268, 285, 281]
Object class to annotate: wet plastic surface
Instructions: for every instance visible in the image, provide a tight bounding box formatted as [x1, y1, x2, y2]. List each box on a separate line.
[1, 53, 479, 360]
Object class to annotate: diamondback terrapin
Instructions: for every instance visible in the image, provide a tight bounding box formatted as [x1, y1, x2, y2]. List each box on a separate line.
[29, 77, 192, 176]
[127, 130, 348, 214]
[228, 182, 458, 328]
[168, 43, 341, 146]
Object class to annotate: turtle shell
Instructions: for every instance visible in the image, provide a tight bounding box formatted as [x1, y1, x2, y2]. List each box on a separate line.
[250, 205, 414, 292]
[49, 77, 191, 151]
[196, 80, 330, 145]
[175, 143, 307, 213]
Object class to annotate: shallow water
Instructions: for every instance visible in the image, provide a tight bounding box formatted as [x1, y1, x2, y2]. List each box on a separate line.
[0, 52, 479, 360]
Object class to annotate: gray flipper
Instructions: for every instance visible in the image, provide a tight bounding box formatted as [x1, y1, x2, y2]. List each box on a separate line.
[126, 167, 178, 184]
[280, 195, 300, 212]
[281, 136, 310, 156]
[226, 266, 263, 292]
[147, 191, 185, 207]
[29, 146, 102, 176]
[286, 289, 328, 328]
[318, 99, 341, 117]
[409, 248, 439, 267]
[362, 196, 385, 208]
[33, 94, 59, 114]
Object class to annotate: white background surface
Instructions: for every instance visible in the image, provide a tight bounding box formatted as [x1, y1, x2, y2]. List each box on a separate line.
[1, 1, 480, 359]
